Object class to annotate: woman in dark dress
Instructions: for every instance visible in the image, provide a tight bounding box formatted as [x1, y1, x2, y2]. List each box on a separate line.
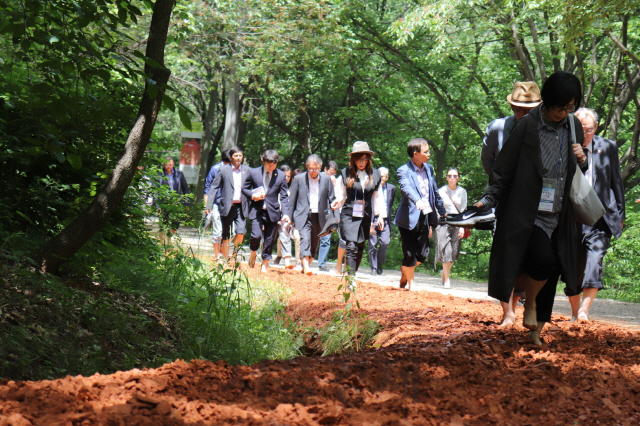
[334, 141, 386, 278]
[474, 72, 587, 345]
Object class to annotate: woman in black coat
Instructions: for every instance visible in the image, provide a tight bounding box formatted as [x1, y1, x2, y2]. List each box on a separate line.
[475, 72, 587, 345]
[335, 141, 386, 278]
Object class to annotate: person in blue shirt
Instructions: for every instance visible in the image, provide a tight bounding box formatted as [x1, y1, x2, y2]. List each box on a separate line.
[203, 149, 231, 261]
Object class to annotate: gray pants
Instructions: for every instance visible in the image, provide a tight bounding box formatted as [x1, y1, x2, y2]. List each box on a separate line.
[277, 223, 292, 258]
[576, 222, 611, 291]
[368, 220, 390, 273]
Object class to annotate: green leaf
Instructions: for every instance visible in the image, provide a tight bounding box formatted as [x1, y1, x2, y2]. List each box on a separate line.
[67, 153, 82, 169]
[162, 93, 175, 112]
[178, 107, 191, 130]
[16, 211, 34, 224]
[143, 57, 163, 69]
[147, 83, 158, 99]
[53, 150, 66, 163]
[49, 35, 59, 43]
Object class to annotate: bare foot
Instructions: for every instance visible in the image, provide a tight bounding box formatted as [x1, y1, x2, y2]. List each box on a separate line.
[523, 304, 538, 330]
[399, 266, 407, 289]
[528, 329, 542, 346]
[500, 312, 516, 327]
[248, 252, 256, 268]
[577, 309, 589, 322]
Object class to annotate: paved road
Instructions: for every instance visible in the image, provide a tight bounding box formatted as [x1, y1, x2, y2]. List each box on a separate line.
[176, 226, 640, 331]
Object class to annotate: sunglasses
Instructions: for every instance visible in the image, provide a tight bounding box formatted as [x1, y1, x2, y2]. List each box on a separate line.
[355, 159, 369, 165]
[446, 174, 459, 179]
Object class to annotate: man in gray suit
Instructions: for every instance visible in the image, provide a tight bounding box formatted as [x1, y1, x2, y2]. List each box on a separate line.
[289, 154, 339, 275]
[206, 146, 250, 262]
[368, 167, 396, 275]
[566, 108, 625, 321]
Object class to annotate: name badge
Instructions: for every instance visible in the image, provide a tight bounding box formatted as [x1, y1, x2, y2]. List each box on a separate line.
[538, 178, 559, 213]
[353, 200, 365, 217]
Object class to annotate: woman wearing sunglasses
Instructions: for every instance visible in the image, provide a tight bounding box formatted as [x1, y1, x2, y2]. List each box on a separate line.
[334, 141, 386, 279]
[436, 167, 468, 289]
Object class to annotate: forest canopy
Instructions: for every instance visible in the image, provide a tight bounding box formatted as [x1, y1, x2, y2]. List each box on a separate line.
[2, 0, 640, 286]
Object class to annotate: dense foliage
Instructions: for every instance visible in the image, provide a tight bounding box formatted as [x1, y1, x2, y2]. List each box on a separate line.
[2, 0, 640, 380]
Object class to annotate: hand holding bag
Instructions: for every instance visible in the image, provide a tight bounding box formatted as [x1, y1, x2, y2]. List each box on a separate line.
[568, 114, 605, 226]
[445, 189, 471, 239]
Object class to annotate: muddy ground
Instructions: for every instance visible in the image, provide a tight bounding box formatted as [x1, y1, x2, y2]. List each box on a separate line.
[1, 267, 639, 425]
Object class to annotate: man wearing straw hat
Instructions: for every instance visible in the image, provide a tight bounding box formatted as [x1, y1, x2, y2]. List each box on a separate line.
[481, 81, 542, 326]
[481, 81, 542, 176]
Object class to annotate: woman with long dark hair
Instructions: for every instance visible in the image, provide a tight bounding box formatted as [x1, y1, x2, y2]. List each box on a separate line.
[334, 141, 386, 279]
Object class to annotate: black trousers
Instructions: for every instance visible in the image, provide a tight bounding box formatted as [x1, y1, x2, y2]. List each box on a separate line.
[520, 226, 560, 323]
[249, 209, 279, 260]
[300, 213, 321, 258]
[398, 213, 430, 267]
[345, 240, 366, 276]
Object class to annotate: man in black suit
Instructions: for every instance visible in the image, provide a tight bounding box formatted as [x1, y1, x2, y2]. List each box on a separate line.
[206, 146, 250, 262]
[566, 108, 625, 322]
[289, 154, 339, 275]
[242, 149, 290, 272]
[368, 167, 396, 275]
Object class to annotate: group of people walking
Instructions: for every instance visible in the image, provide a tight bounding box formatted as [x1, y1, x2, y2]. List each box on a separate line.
[193, 70, 625, 347]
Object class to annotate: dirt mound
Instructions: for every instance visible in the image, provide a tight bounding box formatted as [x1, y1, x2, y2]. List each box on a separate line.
[2, 267, 639, 425]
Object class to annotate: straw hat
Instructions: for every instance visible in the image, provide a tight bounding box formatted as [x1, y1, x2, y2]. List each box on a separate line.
[507, 81, 542, 107]
[348, 141, 375, 157]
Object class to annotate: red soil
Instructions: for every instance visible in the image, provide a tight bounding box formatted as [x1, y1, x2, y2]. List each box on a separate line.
[1, 267, 639, 425]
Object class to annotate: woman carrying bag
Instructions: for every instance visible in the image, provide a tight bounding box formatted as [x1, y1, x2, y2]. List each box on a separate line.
[334, 141, 386, 280]
[436, 167, 468, 289]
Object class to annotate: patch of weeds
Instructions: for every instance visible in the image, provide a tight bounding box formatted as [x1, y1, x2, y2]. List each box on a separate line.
[0, 262, 178, 381]
[317, 270, 380, 356]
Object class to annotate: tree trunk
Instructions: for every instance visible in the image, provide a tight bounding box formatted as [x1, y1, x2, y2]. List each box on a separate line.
[621, 107, 640, 188]
[195, 87, 219, 203]
[35, 0, 174, 273]
[222, 76, 240, 150]
[510, 13, 535, 81]
[527, 17, 547, 82]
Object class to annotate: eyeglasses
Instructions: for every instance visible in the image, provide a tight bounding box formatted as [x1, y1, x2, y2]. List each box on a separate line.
[355, 159, 369, 165]
[551, 105, 576, 114]
[582, 127, 595, 133]
[447, 174, 459, 179]
[307, 168, 320, 172]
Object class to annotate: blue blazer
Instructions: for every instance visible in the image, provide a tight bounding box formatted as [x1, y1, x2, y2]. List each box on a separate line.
[393, 160, 445, 230]
[242, 166, 290, 222]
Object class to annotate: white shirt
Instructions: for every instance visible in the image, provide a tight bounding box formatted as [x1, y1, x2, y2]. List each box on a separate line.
[584, 141, 595, 187]
[309, 174, 320, 213]
[334, 174, 386, 219]
[262, 171, 271, 209]
[232, 166, 242, 202]
[374, 184, 388, 217]
[438, 186, 467, 215]
[412, 162, 433, 214]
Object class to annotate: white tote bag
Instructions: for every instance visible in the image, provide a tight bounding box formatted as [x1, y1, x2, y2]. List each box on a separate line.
[568, 114, 605, 226]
